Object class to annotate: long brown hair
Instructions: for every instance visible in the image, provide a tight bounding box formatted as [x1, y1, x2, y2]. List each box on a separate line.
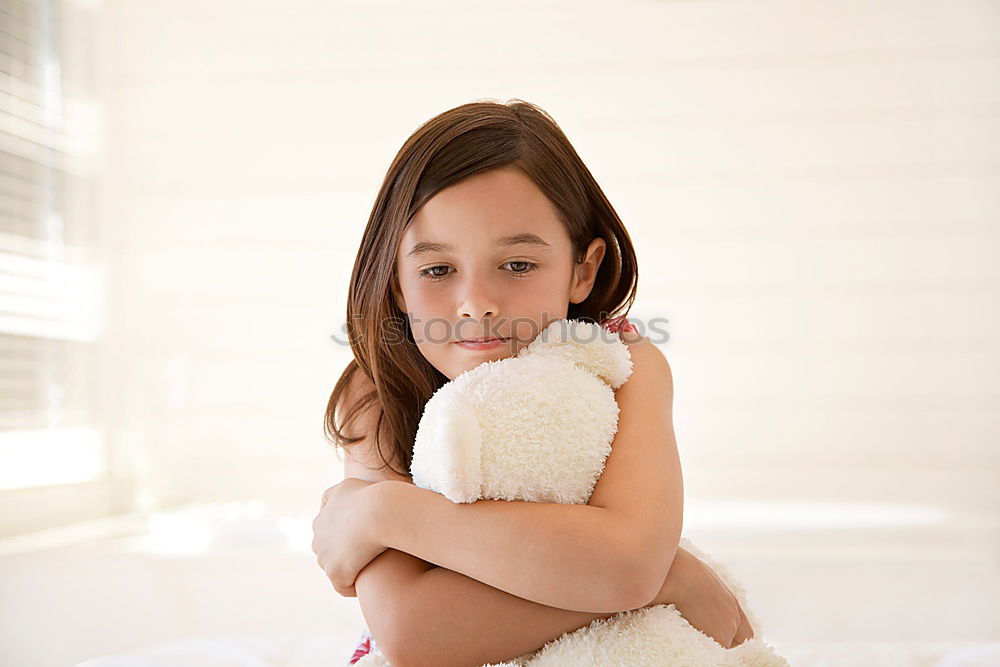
[324, 98, 639, 476]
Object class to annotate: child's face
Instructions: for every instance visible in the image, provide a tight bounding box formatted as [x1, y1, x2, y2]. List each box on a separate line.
[394, 165, 606, 380]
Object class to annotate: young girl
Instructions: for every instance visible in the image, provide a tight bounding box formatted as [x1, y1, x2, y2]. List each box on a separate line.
[312, 99, 753, 666]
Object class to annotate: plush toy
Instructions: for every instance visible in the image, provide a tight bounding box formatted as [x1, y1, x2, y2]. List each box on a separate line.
[356, 318, 789, 667]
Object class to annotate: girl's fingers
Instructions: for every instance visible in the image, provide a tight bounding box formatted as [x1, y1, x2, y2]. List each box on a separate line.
[319, 484, 338, 512]
[731, 605, 754, 647]
[333, 580, 357, 597]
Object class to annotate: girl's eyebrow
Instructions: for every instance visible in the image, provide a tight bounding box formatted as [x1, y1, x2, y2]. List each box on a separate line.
[406, 233, 552, 258]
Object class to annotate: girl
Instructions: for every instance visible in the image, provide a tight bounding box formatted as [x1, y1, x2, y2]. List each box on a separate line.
[312, 99, 753, 667]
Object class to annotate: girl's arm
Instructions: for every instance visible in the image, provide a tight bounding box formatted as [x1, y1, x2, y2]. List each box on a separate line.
[372, 335, 683, 614]
[358, 546, 647, 667]
[341, 427, 642, 667]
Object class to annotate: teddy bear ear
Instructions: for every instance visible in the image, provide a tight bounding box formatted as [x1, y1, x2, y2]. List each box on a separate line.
[520, 318, 634, 389]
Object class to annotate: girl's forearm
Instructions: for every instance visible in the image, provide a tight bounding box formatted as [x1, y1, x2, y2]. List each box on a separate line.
[372, 479, 654, 614]
[389, 558, 641, 667]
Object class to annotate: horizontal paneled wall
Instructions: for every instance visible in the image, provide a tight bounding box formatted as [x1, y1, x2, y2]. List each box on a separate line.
[102, 0, 999, 514]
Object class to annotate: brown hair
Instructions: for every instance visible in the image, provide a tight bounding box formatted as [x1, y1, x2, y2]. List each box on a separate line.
[323, 98, 639, 476]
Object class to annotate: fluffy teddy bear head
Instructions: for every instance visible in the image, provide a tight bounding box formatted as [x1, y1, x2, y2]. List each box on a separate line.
[409, 318, 634, 504]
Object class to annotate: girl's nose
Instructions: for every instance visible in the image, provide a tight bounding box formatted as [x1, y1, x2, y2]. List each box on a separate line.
[456, 281, 499, 321]
[458, 304, 496, 320]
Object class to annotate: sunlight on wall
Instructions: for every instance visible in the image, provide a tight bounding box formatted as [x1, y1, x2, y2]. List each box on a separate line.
[0, 427, 105, 490]
[686, 498, 952, 531]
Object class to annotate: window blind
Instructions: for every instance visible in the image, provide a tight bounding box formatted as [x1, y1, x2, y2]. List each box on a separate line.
[0, 0, 105, 491]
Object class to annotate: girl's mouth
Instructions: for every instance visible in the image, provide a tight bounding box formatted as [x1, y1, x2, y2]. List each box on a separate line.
[454, 337, 510, 350]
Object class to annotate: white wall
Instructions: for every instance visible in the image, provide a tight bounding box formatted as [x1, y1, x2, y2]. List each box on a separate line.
[102, 0, 999, 521]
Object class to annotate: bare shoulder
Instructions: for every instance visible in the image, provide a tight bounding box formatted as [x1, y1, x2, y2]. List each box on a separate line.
[338, 365, 378, 437]
[618, 329, 673, 392]
[338, 367, 411, 484]
[611, 330, 674, 424]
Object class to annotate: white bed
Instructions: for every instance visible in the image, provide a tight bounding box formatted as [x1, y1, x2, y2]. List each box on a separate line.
[73, 634, 1000, 667]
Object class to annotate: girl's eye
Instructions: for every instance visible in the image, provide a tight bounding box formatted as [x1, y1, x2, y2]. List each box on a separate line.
[418, 262, 538, 282]
[419, 265, 452, 281]
[504, 261, 538, 278]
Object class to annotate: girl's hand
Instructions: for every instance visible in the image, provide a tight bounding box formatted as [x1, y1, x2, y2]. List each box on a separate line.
[647, 546, 755, 648]
[311, 477, 388, 598]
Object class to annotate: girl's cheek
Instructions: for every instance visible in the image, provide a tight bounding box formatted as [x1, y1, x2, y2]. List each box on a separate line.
[402, 287, 442, 316]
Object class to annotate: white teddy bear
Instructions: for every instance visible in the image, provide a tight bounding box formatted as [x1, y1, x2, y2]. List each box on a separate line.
[356, 318, 789, 667]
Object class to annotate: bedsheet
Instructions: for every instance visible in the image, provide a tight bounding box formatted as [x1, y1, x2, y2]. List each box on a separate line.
[74, 634, 1000, 666]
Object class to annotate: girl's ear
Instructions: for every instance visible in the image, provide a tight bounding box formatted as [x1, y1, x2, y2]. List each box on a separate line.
[569, 237, 607, 304]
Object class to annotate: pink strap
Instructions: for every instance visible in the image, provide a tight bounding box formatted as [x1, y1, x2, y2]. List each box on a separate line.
[348, 636, 372, 664]
[600, 315, 638, 336]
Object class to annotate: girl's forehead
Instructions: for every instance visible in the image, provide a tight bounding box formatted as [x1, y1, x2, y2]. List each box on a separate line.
[398, 219, 569, 261]
[406, 168, 564, 233]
